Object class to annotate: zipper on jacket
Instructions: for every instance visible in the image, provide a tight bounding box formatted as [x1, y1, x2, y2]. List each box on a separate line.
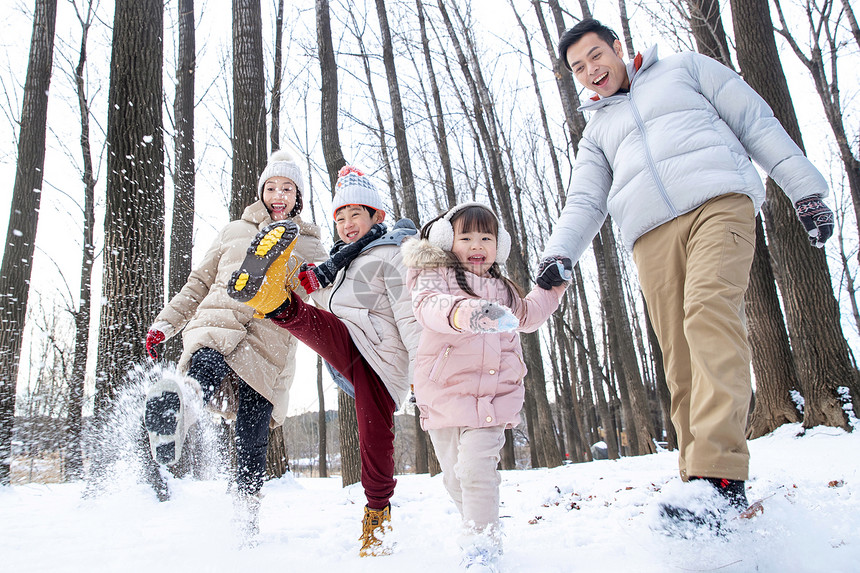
[627, 93, 679, 218]
[429, 345, 452, 382]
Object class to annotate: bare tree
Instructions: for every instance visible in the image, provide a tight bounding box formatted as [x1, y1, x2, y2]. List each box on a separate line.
[316, 0, 360, 487]
[373, 0, 420, 224]
[270, 0, 284, 151]
[166, 0, 196, 364]
[730, 0, 858, 429]
[231, 0, 266, 218]
[0, 0, 58, 485]
[66, 0, 99, 479]
[773, 0, 860, 241]
[416, 0, 456, 209]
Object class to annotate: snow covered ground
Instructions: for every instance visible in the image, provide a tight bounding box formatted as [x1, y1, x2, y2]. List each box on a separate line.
[1, 423, 857, 572]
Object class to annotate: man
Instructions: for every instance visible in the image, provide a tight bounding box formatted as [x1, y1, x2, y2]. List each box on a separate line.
[536, 18, 833, 529]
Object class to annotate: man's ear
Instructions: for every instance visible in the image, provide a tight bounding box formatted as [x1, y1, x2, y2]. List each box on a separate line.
[613, 39, 625, 59]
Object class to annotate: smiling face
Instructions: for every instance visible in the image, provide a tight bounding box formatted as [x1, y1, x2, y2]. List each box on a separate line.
[451, 217, 497, 277]
[262, 176, 298, 221]
[335, 205, 386, 243]
[565, 32, 630, 98]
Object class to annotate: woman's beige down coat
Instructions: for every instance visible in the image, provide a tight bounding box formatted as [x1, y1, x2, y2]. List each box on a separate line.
[153, 200, 327, 426]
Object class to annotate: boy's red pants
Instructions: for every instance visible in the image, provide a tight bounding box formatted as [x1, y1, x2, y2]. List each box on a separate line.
[270, 295, 396, 509]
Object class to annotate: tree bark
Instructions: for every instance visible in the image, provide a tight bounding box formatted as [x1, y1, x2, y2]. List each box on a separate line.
[95, 0, 164, 412]
[686, 0, 734, 66]
[745, 216, 802, 437]
[67, 0, 97, 480]
[317, 356, 328, 477]
[0, 0, 57, 485]
[231, 0, 266, 219]
[374, 0, 419, 224]
[316, 0, 360, 485]
[316, 0, 346, 189]
[270, 0, 284, 151]
[592, 226, 657, 455]
[731, 0, 857, 429]
[166, 0, 196, 364]
[575, 265, 620, 459]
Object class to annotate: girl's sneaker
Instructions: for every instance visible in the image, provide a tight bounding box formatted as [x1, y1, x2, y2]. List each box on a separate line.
[227, 221, 301, 317]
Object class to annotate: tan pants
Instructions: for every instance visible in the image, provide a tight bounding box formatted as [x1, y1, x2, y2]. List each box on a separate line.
[429, 425, 506, 535]
[633, 193, 755, 481]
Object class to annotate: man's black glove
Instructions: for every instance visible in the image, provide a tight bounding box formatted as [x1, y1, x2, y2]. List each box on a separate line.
[312, 223, 387, 288]
[536, 255, 573, 290]
[795, 195, 834, 248]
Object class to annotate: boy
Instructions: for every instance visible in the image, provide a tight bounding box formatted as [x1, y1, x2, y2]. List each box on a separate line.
[228, 165, 420, 555]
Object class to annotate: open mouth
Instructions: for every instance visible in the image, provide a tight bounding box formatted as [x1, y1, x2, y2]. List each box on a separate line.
[346, 230, 360, 240]
[468, 255, 486, 264]
[593, 71, 609, 87]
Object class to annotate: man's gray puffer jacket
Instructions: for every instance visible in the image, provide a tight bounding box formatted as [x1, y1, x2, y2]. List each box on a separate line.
[542, 45, 828, 262]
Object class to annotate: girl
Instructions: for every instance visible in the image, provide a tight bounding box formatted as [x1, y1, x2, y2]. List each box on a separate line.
[402, 203, 567, 570]
[144, 149, 327, 541]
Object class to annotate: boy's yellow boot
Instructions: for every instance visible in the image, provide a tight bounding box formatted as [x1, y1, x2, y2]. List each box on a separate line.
[359, 504, 392, 557]
[228, 221, 301, 318]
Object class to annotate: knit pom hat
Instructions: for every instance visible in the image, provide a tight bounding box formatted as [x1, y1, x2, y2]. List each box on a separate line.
[331, 165, 385, 219]
[427, 202, 512, 264]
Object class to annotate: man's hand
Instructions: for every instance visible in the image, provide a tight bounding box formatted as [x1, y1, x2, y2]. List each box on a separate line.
[298, 263, 322, 294]
[536, 255, 573, 290]
[145, 329, 166, 360]
[795, 195, 834, 248]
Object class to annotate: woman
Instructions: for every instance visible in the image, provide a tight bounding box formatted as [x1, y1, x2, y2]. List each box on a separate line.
[143, 149, 326, 542]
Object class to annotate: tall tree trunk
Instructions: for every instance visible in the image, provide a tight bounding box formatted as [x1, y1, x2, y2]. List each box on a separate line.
[316, 0, 346, 189]
[347, 10, 399, 219]
[575, 265, 620, 459]
[67, 0, 97, 480]
[95, 0, 164, 411]
[0, 0, 57, 485]
[746, 217, 802, 437]
[643, 298, 677, 449]
[686, 0, 734, 65]
[266, 426, 288, 478]
[617, 0, 636, 57]
[166, 0, 196, 364]
[731, 0, 857, 429]
[439, 0, 562, 467]
[270, 0, 284, 151]
[773, 0, 860, 243]
[593, 227, 657, 455]
[413, 408, 428, 474]
[231, 0, 266, 218]
[374, 0, 419, 224]
[317, 0, 359, 486]
[317, 356, 328, 478]
[416, 0, 456, 209]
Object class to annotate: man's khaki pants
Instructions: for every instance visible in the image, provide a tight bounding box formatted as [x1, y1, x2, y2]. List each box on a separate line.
[633, 193, 756, 481]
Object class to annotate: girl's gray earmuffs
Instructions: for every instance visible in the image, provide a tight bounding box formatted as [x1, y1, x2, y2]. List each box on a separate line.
[427, 202, 512, 265]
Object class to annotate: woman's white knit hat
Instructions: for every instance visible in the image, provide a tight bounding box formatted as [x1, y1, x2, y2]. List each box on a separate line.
[257, 149, 304, 197]
[331, 166, 385, 219]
